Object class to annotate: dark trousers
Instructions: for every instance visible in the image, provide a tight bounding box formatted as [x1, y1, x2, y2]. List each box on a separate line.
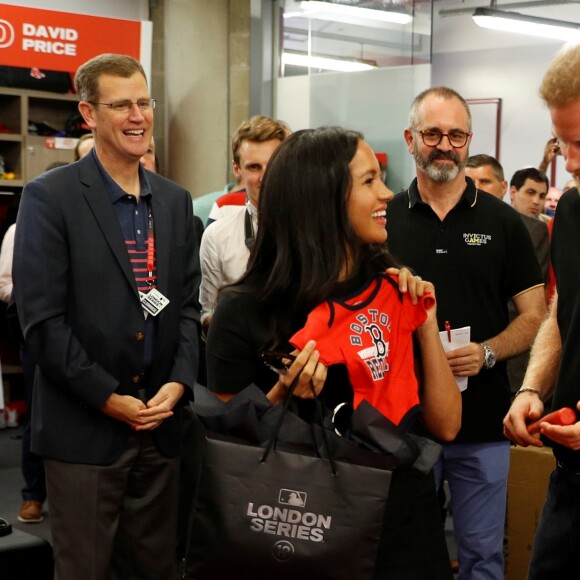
[528, 467, 580, 579]
[373, 469, 453, 580]
[44, 431, 179, 580]
[20, 345, 46, 503]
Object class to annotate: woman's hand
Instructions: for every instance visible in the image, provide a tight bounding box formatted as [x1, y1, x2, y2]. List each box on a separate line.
[387, 266, 431, 305]
[267, 340, 327, 404]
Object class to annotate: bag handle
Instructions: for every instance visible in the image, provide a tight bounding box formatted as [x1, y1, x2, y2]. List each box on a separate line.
[261, 374, 338, 475]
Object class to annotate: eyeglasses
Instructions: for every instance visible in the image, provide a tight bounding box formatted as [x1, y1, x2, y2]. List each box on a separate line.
[88, 99, 156, 113]
[260, 351, 296, 375]
[413, 129, 471, 148]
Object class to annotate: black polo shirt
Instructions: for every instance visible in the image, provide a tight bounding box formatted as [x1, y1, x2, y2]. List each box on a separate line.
[387, 177, 543, 443]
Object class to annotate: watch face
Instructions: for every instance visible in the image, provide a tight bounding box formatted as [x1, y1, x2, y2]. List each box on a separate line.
[486, 347, 496, 368]
[482, 342, 496, 369]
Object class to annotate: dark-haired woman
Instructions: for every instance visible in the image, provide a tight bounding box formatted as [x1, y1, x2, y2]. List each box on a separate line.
[206, 126, 461, 579]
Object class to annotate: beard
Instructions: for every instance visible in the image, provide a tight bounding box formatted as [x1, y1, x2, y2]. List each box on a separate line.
[413, 146, 467, 183]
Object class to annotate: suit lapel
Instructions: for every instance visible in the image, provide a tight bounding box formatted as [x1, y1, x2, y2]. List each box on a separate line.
[79, 158, 139, 299]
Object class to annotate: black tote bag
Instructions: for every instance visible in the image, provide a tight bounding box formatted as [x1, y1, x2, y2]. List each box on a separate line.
[183, 380, 393, 580]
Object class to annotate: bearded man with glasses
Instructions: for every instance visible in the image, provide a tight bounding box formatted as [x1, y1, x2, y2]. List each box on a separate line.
[13, 53, 200, 580]
[387, 86, 546, 580]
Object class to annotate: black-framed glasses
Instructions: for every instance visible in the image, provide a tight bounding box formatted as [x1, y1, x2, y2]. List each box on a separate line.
[413, 129, 471, 148]
[88, 98, 156, 113]
[260, 351, 296, 375]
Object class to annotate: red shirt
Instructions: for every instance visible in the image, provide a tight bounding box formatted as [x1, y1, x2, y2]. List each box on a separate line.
[214, 190, 246, 209]
[291, 274, 431, 426]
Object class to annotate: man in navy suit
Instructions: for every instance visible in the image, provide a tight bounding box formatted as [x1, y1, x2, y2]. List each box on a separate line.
[13, 53, 200, 580]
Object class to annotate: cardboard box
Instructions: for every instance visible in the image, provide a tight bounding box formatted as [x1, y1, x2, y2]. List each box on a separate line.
[506, 445, 556, 580]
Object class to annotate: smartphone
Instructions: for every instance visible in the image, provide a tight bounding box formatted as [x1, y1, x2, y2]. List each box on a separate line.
[260, 350, 296, 375]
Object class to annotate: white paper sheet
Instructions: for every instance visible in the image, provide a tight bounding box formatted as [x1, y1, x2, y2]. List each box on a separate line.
[439, 325, 471, 392]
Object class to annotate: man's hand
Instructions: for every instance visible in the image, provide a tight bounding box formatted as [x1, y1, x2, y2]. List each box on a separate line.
[137, 381, 185, 431]
[539, 137, 560, 173]
[533, 401, 580, 450]
[503, 391, 545, 447]
[101, 393, 148, 429]
[101, 382, 185, 431]
[446, 342, 486, 376]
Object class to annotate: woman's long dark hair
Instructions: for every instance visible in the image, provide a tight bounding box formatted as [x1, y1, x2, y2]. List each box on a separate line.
[225, 126, 397, 345]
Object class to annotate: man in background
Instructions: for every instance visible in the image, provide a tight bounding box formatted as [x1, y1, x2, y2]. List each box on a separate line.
[465, 154, 506, 199]
[562, 177, 577, 192]
[140, 135, 159, 173]
[192, 178, 243, 226]
[199, 115, 287, 333]
[201, 119, 291, 226]
[509, 166, 549, 221]
[74, 132, 94, 161]
[544, 186, 562, 219]
[387, 87, 546, 580]
[204, 178, 246, 226]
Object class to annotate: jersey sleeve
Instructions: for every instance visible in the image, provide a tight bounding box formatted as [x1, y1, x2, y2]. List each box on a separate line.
[398, 291, 430, 333]
[290, 302, 345, 366]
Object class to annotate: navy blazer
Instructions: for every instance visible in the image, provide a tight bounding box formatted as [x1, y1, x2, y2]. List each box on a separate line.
[13, 154, 200, 464]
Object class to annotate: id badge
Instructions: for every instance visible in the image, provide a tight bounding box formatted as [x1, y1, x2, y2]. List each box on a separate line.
[139, 288, 170, 317]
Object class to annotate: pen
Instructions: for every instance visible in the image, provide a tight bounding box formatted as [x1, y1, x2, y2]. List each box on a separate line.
[445, 320, 451, 343]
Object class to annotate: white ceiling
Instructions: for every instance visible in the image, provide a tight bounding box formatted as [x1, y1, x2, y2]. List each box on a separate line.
[434, 0, 580, 52]
[281, 0, 580, 66]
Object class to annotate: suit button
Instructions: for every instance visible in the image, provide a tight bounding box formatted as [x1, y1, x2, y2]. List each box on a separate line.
[135, 332, 145, 341]
[131, 375, 141, 384]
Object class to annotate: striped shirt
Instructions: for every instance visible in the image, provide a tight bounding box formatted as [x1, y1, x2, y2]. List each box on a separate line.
[93, 150, 156, 369]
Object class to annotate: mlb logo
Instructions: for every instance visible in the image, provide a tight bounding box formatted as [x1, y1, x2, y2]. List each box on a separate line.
[278, 489, 307, 508]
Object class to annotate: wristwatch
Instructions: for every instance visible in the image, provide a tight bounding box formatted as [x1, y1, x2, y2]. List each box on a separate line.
[480, 341, 496, 369]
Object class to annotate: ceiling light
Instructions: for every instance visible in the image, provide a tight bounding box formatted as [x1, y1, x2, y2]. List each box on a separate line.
[472, 7, 580, 42]
[282, 52, 377, 72]
[283, 1, 412, 26]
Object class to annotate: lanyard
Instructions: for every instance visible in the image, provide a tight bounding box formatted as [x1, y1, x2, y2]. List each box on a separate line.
[244, 208, 255, 250]
[146, 208, 155, 287]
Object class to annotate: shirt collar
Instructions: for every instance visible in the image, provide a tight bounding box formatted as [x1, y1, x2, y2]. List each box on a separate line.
[406, 175, 478, 209]
[91, 149, 153, 204]
[246, 197, 259, 224]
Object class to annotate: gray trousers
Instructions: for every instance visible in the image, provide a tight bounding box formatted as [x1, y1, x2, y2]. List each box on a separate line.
[44, 431, 179, 580]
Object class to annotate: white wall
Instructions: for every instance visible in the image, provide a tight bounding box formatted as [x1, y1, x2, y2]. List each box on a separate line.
[277, 64, 432, 194]
[432, 4, 576, 189]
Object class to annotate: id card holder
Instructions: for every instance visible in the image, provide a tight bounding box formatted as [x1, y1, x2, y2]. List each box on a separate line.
[139, 288, 170, 317]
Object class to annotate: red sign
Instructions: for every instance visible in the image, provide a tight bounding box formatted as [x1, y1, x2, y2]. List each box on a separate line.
[0, 4, 148, 75]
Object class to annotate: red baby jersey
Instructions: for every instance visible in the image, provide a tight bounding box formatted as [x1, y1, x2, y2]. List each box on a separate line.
[291, 274, 432, 426]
